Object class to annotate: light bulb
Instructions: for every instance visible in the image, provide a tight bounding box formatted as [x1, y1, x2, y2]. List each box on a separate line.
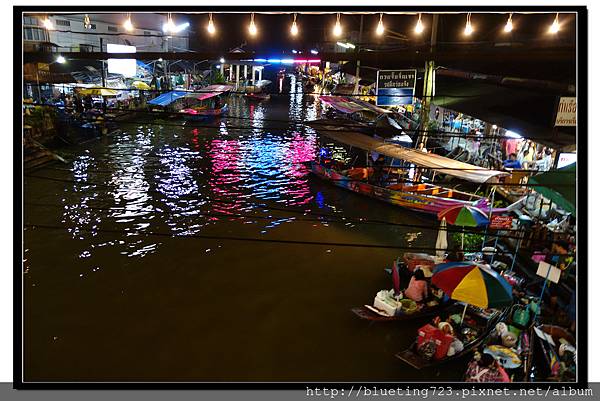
[249, 14, 257, 36]
[549, 13, 560, 34]
[415, 14, 424, 34]
[123, 16, 134, 32]
[333, 13, 342, 37]
[504, 14, 513, 33]
[465, 23, 473, 35]
[464, 14, 473, 36]
[376, 14, 384, 36]
[84, 14, 91, 29]
[207, 14, 215, 34]
[56, 55, 66, 64]
[42, 18, 54, 30]
[290, 13, 298, 36]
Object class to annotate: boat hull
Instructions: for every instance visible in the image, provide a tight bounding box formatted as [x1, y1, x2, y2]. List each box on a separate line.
[310, 162, 483, 215]
[182, 105, 228, 120]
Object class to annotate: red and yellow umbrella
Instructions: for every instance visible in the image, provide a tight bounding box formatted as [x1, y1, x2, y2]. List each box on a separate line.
[432, 262, 513, 309]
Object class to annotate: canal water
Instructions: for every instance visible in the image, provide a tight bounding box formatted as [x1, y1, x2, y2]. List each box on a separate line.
[24, 75, 465, 381]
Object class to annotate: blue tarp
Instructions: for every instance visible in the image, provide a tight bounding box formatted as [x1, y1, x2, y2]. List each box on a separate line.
[148, 91, 188, 107]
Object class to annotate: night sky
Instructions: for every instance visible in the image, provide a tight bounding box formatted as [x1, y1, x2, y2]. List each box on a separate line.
[184, 12, 576, 55]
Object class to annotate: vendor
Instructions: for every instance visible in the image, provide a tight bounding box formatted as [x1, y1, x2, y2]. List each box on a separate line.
[404, 269, 428, 302]
[465, 353, 509, 382]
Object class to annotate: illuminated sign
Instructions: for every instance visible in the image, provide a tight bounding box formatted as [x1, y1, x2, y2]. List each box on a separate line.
[376, 69, 417, 106]
[107, 44, 136, 77]
[555, 97, 576, 127]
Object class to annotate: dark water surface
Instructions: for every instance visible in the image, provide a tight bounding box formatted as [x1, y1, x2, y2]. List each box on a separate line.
[24, 77, 465, 381]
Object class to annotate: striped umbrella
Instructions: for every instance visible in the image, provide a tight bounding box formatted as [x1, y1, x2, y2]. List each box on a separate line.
[437, 205, 489, 249]
[432, 262, 513, 322]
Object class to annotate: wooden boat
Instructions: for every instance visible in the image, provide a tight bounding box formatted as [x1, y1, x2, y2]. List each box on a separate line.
[245, 92, 271, 102]
[352, 256, 453, 322]
[529, 324, 576, 381]
[318, 95, 410, 138]
[244, 80, 271, 102]
[351, 301, 451, 322]
[181, 104, 228, 120]
[148, 85, 233, 119]
[308, 129, 518, 216]
[395, 304, 508, 369]
[472, 302, 537, 382]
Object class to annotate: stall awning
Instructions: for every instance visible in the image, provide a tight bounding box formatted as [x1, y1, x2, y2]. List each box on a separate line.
[148, 91, 188, 106]
[528, 163, 576, 215]
[317, 129, 509, 183]
[193, 84, 234, 101]
[320, 95, 391, 115]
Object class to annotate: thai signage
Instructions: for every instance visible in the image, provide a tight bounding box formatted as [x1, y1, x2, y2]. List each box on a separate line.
[489, 215, 514, 230]
[554, 97, 576, 127]
[376, 69, 416, 106]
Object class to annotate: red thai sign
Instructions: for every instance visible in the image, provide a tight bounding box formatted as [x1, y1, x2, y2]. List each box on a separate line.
[490, 215, 514, 229]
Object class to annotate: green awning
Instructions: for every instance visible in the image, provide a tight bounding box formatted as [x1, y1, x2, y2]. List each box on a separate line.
[528, 163, 576, 215]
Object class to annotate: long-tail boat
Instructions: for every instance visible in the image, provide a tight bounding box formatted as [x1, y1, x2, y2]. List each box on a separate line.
[308, 128, 521, 216]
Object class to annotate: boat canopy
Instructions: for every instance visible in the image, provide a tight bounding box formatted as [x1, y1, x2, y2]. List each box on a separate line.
[148, 91, 188, 107]
[193, 84, 234, 101]
[320, 95, 392, 116]
[319, 130, 509, 183]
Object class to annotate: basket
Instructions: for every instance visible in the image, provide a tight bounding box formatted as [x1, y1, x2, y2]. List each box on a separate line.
[400, 299, 418, 314]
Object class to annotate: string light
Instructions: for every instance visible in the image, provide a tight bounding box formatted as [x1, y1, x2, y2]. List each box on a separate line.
[83, 14, 91, 30]
[504, 13, 513, 33]
[333, 13, 342, 37]
[123, 13, 134, 32]
[376, 13, 384, 36]
[415, 13, 424, 34]
[464, 13, 474, 36]
[41, 16, 54, 30]
[549, 13, 560, 34]
[290, 13, 299, 36]
[207, 13, 216, 35]
[249, 13, 257, 36]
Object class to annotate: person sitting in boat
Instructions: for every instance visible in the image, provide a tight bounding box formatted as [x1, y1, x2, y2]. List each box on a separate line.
[214, 96, 222, 109]
[404, 269, 428, 303]
[465, 353, 509, 382]
[502, 153, 522, 169]
[369, 154, 386, 186]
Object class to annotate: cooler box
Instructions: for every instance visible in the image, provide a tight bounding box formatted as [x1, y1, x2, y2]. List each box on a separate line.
[417, 324, 439, 346]
[373, 291, 402, 316]
[434, 333, 455, 360]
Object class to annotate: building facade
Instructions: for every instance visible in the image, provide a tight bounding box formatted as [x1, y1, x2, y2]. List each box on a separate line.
[23, 13, 189, 53]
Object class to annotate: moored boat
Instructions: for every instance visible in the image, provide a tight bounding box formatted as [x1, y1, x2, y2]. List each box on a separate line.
[308, 129, 520, 216]
[395, 303, 508, 369]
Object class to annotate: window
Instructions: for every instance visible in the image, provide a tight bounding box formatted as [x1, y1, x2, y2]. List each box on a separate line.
[89, 24, 96, 30]
[107, 26, 118, 32]
[143, 31, 151, 35]
[23, 27, 49, 41]
[23, 16, 38, 26]
[55, 19, 70, 27]
[80, 44, 94, 52]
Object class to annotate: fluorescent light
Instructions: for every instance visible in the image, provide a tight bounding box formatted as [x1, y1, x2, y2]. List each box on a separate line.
[505, 130, 522, 139]
[172, 22, 190, 33]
